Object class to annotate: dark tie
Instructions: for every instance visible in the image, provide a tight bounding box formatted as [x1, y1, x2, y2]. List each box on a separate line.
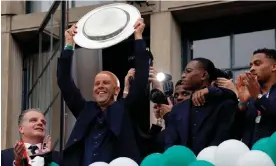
[28, 145, 38, 155]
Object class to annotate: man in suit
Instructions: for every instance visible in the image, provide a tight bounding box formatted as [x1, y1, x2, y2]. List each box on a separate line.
[57, 18, 149, 166]
[236, 48, 276, 147]
[164, 58, 237, 155]
[1, 108, 59, 166]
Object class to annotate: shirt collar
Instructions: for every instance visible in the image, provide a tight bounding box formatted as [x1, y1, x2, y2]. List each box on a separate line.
[24, 143, 42, 150]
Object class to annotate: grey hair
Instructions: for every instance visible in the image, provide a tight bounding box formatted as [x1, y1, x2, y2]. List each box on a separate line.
[18, 108, 43, 126]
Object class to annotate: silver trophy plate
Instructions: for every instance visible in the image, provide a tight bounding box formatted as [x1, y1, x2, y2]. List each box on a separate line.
[74, 3, 141, 49]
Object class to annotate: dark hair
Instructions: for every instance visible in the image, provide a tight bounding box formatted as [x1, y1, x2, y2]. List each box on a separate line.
[175, 80, 183, 87]
[18, 108, 43, 126]
[215, 69, 233, 79]
[192, 57, 216, 82]
[253, 48, 276, 61]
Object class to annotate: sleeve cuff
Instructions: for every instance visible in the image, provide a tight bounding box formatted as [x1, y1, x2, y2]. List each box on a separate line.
[254, 97, 267, 112]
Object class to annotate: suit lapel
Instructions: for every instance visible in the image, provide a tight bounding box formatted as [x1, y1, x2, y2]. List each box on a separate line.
[106, 100, 125, 137]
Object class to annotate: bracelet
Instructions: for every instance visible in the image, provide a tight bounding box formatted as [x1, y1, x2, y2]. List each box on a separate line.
[64, 45, 74, 50]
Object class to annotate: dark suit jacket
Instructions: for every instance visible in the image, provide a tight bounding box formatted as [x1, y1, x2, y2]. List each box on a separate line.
[237, 84, 276, 147]
[57, 40, 149, 165]
[164, 91, 237, 155]
[1, 148, 60, 166]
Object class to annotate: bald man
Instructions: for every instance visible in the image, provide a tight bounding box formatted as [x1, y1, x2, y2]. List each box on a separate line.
[57, 18, 149, 166]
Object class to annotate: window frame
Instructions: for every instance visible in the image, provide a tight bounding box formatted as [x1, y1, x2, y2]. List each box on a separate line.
[181, 9, 276, 79]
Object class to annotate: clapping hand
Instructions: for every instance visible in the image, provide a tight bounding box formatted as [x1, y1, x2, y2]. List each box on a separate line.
[43, 135, 52, 153]
[236, 74, 251, 103]
[243, 72, 260, 100]
[13, 141, 25, 162]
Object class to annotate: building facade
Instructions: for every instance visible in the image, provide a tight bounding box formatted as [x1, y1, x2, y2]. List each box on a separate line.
[2, 1, 276, 150]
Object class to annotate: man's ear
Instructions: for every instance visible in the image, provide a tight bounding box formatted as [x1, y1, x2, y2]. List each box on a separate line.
[19, 125, 24, 134]
[201, 71, 209, 81]
[272, 63, 276, 72]
[115, 87, 121, 96]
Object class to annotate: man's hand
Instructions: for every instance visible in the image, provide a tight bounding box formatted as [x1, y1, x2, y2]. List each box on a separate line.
[244, 72, 260, 100]
[124, 68, 135, 93]
[13, 141, 25, 162]
[43, 135, 52, 153]
[65, 24, 77, 46]
[192, 88, 209, 106]
[134, 18, 145, 40]
[216, 77, 238, 96]
[153, 104, 162, 119]
[149, 66, 163, 91]
[159, 97, 173, 118]
[236, 74, 251, 103]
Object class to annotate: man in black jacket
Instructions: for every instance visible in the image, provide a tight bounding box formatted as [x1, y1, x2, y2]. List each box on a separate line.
[57, 18, 149, 166]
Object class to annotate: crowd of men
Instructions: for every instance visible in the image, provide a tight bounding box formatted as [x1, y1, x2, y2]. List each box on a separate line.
[2, 18, 276, 166]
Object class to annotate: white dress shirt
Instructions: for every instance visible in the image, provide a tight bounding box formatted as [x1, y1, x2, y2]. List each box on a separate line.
[13, 143, 46, 166]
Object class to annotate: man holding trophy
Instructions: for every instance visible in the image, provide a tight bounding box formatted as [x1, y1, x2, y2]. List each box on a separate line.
[57, 8, 149, 165]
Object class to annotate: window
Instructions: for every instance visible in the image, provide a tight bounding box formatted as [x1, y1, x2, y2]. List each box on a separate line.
[28, 1, 54, 13]
[187, 29, 276, 82]
[27, 0, 107, 13]
[193, 36, 231, 69]
[233, 69, 249, 81]
[234, 30, 275, 68]
[74, 1, 104, 7]
[24, 44, 60, 135]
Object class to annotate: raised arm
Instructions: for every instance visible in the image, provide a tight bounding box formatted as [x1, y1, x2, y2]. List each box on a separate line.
[192, 86, 237, 107]
[207, 86, 238, 101]
[124, 18, 150, 108]
[57, 24, 86, 118]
